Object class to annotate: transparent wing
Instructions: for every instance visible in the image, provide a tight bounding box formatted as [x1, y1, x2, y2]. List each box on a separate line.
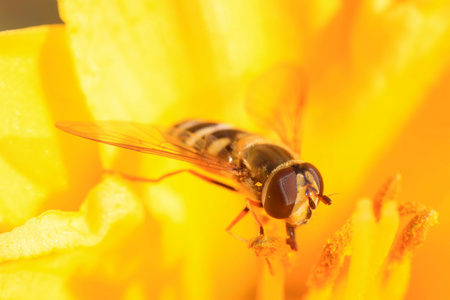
[55, 121, 239, 173]
[247, 64, 307, 156]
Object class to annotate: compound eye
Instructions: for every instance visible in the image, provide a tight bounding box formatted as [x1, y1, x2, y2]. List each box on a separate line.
[264, 167, 297, 219]
[301, 163, 324, 195]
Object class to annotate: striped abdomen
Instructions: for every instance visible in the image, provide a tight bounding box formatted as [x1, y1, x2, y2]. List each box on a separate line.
[169, 120, 248, 165]
[169, 120, 296, 198]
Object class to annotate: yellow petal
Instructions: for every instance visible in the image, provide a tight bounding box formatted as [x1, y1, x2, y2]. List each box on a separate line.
[57, 0, 308, 125]
[305, 0, 450, 194]
[294, 3, 450, 292]
[0, 25, 101, 230]
[357, 63, 450, 299]
[142, 175, 258, 300]
[344, 199, 376, 300]
[0, 175, 145, 298]
[0, 175, 143, 261]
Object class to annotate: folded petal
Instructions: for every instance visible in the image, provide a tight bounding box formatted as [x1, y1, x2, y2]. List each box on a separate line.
[0, 176, 146, 299]
[0, 25, 101, 229]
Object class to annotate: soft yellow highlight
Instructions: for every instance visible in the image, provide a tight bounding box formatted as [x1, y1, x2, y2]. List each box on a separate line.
[345, 199, 378, 300]
[0, 25, 100, 229]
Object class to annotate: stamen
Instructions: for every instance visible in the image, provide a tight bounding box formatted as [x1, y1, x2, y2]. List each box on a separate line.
[390, 207, 438, 263]
[308, 220, 352, 288]
[373, 174, 401, 221]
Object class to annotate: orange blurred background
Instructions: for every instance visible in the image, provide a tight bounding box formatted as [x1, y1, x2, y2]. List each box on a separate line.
[357, 67, 450, 300]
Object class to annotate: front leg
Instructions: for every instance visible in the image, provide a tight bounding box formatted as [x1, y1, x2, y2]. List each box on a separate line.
[226, 198, 264, 243]
[286, 223, 298, 251]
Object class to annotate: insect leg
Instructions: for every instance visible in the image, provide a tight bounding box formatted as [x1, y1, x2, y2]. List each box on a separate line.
[185, 170, 238, 192]
[246, 198, 265, 236]
[226, 207, 250, 243]
[265, 258, 274, 276]
[106, 169, 238, 192]
[285, 223, 298, 251]
[225, 199, 264, 242]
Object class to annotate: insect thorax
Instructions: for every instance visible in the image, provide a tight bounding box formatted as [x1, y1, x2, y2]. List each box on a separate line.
[236, 136, 296, 200]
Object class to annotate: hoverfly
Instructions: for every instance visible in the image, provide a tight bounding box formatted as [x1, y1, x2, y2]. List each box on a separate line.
[56, 65, 332, 251]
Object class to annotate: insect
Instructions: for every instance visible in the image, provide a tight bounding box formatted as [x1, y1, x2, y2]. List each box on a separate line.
[55, 66, 332, 251]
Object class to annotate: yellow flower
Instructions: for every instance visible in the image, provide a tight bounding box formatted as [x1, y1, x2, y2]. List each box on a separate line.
[0, 0, 449, 299]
